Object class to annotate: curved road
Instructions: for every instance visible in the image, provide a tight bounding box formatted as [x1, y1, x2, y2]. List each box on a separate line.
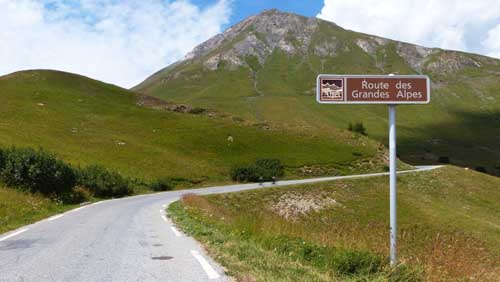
[0, 166, 441, 282]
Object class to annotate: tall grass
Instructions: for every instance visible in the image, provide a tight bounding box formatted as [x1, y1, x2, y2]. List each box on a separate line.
[169, 166, 500, 281]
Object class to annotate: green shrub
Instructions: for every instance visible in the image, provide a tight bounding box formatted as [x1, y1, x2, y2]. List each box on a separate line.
[60, 186, 92, 204]
[438, 156, 450, 164]
[352, 151, 363, 157]
[255, 158, 284, 179]
[77, 165, 132, 198]
[188, 107, 206, 114]
[230, 164, 260, 182]
[0, 147, 76, 196]
[0, 148, 5, 169]
[332, 250, 382, 275]
[232, 116, 244, 122]
[387, 264, 423, 282]
[475, 166, 487, 173]
[348, 122, 367, 135]
[230, 159, 285, 182]
[149, 178, 174, 191]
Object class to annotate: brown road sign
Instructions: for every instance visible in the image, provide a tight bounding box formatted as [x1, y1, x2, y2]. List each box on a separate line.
[317, 75, 430, 104]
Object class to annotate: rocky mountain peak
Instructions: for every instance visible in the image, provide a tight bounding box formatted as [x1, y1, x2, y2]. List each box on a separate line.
[185, 9, 322, 67]
[155, 9, 495, 82]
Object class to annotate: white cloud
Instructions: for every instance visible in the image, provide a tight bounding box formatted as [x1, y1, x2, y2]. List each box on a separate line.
[0, 0, 232, 88]
[482, 24, 500, 59]
[317, 0, 500, 58]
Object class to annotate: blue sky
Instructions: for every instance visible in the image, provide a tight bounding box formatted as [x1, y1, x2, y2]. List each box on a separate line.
[1, 0, 500, 88]
[189, 0, 324, 25]
[225, 0, 324, 26]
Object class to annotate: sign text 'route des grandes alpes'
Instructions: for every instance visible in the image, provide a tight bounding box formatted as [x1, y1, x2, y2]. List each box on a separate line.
[316, 73, 431, 266]
[317, 75, 430, 104]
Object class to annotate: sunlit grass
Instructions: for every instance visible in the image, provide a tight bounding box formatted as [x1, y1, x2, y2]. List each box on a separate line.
[0, 185, 76, 234]
[0, 70, 383, 183]
[169, 166, 500, 281]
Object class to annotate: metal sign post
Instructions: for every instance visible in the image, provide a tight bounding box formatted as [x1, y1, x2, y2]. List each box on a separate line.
[388, 104, 397, 266]
[316, 74, 430, 267]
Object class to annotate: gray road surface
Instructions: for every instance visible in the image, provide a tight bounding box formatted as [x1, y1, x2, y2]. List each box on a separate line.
[0, 166, 441, 282]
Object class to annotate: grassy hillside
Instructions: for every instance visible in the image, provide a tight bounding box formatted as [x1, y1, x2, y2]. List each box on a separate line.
[169, 166, 500, 281]
[0, 70, 386, 183]
[136, 10, 500, 176]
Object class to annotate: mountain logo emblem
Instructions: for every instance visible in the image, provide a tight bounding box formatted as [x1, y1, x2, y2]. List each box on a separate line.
[320, 79, 344, 101]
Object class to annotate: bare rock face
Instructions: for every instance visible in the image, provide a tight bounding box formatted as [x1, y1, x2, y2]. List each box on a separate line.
[313, 38, 339, 57]
[185, 9, 455, 74]
[187, 9, 323, 70]
[396, 42, 436, 72]
[355, 38, 381, 56]
[185, 33, 225, 60]
[249, 10, 319, 54]
[231, 34, 270, 62]
[203, 54, 220, 70]
[426, 52, 482, 74]
[142, 9, 500, 85]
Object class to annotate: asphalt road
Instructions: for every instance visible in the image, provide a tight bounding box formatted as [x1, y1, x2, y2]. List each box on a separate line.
[0, 166, 441, 282]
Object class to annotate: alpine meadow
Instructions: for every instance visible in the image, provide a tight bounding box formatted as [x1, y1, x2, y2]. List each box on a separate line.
[135, 9, 500, 177]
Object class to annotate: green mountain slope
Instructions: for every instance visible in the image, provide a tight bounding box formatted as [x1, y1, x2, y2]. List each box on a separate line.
[0, 70, 384, 183]
[135, 9, 500, 176]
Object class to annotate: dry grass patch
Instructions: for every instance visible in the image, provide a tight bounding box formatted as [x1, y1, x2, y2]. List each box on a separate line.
[170, 166, 500, 281]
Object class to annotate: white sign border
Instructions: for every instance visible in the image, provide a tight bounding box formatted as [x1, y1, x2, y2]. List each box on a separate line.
[316, 74, 431, 105]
